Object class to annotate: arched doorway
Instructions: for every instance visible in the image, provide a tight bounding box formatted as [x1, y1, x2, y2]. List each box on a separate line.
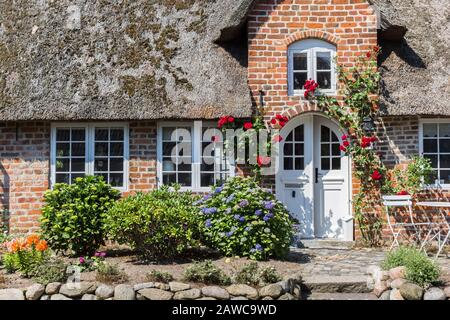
[276, 113, 353, 241]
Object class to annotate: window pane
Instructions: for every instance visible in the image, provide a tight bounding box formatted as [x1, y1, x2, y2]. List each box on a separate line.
[439, 124, 450, 138]
[284, 143, 293, 156]
[95, 158, 108, 171]
[95, 129, 109, 141]
[440, 170, 450, 184]
[178, 173, 192, 187]
[423, 124, 437, 138]
[56, 143, 70, 157]
[95, 143, 109, 156]
[317, 71, 331, 89]
[295, 143, 304, 156]
[321, 144, 330, 156]
[71, 158, 85, 172]
[423, 139, 437, 153]
[162, 159, 176, 172]
[109, 158, 124, 171]
[295, 158, 304, 170]
[110, 142, 124, 157]
[71, 129, 85, 141]
[284, 158, 293, 170]
[201, 174, 215, 187]
[56, 174, 69, 184]
[71, 173, 85, 183]
[109, 173, 124, 187]
[332, 158, 341, 170]
[56, 159, 69, 172]
[178, 161, 192, 172]
[293, 53, 307, 70]
[286, 132, 293, 142]
[95, 173, 108, 183]
[321, 126, 330, 142]
[317, 52, 331, 70]
[424, 154, 438, 168]
[56, 129, 70, 142]
[332, 144, 340, 156]
[201, 159, 215, 172]
[294, 126, 304, 141]
[72, 143, 85, 157]
[163, 173, 176, 185]
[439, 139, 450, 153]
[322, 158, 330, 171]
[163, 142, 176, 157]
[440, 155, 450, 168]
[163, 128, 175, 140]
[110, 129, 124, 141]
[293, 72, 307, 90]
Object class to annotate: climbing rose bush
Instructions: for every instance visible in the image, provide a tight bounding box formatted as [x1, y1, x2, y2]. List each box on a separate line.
[197, 177, 294, 261]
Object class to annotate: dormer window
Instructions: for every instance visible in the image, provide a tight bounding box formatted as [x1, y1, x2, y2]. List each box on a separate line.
[288, 39, 337, 96]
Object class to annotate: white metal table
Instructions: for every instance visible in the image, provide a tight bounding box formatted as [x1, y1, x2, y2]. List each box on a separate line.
[415, 201, 450, 259]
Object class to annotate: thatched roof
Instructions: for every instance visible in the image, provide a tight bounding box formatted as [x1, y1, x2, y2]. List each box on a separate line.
[372, 0, 450, 116]
[0, 0, 254, 121]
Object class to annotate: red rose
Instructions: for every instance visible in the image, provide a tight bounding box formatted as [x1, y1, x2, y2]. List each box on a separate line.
[218, 117, 227, 128]
[341, 135, 348, 140]
[228, 116, 235, 123]
[276, 114, 283, 120]
[282, 116, 289, 122]
[374, 45, 380, 53]
[270, 118, 278, 125]
[279, 121, 286, 128]
[366, 52, 372, 59]
[273, 135, 283, 143]
[339, 145, 347, 152]
[304, 91, 309, 98]
[397, 190, 409, 196]
[257, 156, 271, 167]
[370, 136, 378, 143]
[244, 122, 253, 130]
[371, 170, 382, 181]
[343, 140, 350, 147]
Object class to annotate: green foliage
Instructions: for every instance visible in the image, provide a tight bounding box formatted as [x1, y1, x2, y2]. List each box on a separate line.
[147, 270, 174, 283]
[382, 246, 440, 287]
[105, 185, 201, 261]
[388, 156, 434, 195]
[198, 177, 294, 261]
[1, 253, 17, 273]
[32, 257, 68, 285]
[183, 260, 231, 285]
[258, 266, 282, 284]
[40, 176, 121, 256]
[96, 261, 128, 284]
[234, 262, 259, 286]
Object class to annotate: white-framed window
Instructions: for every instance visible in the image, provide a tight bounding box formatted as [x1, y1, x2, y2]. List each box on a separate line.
[419, 119, 450, 188]
[157, 121, 235, 191]
[288, 39, 337, 96]
[51, 123, 129, 191]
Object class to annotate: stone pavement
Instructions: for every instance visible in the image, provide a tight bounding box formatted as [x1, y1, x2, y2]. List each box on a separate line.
[289, 248, 449, 279]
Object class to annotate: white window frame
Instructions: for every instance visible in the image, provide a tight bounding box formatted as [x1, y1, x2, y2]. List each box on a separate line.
[419, 118, 450, 189]
[157, 121, 236, 192]
[50, 122, 130, 192]
[288, 39, 337, 96]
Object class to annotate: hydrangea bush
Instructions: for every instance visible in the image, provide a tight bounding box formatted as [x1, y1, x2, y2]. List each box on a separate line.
[197, 177, 294, 261]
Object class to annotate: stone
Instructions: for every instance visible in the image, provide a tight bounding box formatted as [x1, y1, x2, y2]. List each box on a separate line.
[82, 294, 98, 300]
[278, 293, 296, 300]
[276, 280, 292, 294]
[133, 282, 155, 291]
[262, 296, 273, 300]
[45, 282, 62, 295]
[51, 294, 72, 300]
[197, 297, 217, 300]
[423, 287, 446, 300]
[373, 281, 389, 297]
[389, 266, 406, 280]
[95, 284, 114, 299]
[201, 286, 230, 300]
[59, 282, 97, 298]
[174, 288, 202, 300]
[226, 284, 259, 300]
[169, 282, 191, 292]
[138, 288, 173, 300]
[293, 284, 301, 299]
[155, 282, 170, 290]
[444, 286, 450, 298]
[40, 295, 50, 300]
[390, 278, 408, 289]
[366, 265, 381, 277]
[114, 284, 135, 300]
[25, 284, 45, 300]
[66, 5, 81, 30]
[259, 284, 284, 299]
[231, 296, 248, 300]
[379, 290, 391, 300]
[399, 282, 424, 300]
[390, 288, 404, 300]
[0, 289, 25, 300]
[380, 271, 390, 281]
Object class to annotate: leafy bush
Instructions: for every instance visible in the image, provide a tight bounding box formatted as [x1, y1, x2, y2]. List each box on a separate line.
[96, 261, 128, 284]
[2, 235, 49, 277]
[388, 156, 434, 195]
[41, 176, 120, 256]
[382, 246, 440, 287]
[259, 266, 282, 284]
[105, 185, 201, 261]
[234, 262, 259, 286]
[32, 257, 68, 285]
[197, 177, 294, 260]
[183, 260, 231, 285]
[147, 270, 174, 283]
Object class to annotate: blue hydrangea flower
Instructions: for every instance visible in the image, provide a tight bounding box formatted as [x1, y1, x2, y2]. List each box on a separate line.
[263, 201, 275, 210]
[245, 226, 251, 231]
[263, 214, 271, 222]
[203, 194, 212, 201]
[225, 231, 234, 237]
[205, 219, 212, 228]
[202, 207, 218, 215]
[239, 199, 249, 207]
[225, 208, 232, 214]
[255, 209, 263, 216]
[226, 194, 235, 203]
[193, 199, 203, 206]
[234, 214, 241, 221]
[255, 244, 263, 251]
[214, 186, 224, 194]
[239, 216, 246, 223]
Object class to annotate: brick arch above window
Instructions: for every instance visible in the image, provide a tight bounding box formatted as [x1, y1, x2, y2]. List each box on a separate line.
[280, 30, 341, 50]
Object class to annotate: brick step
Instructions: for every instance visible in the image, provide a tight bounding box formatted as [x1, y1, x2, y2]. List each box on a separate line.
[306, 292, 378, 300]
[302, 275, 371, 294]
[297, 239, 355, 250]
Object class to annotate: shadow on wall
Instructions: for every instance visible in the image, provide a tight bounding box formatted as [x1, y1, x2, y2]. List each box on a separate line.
[0, 161, 10, 233]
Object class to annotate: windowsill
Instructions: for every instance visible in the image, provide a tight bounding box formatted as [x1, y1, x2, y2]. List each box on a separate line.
[423, 184, 450, 191]
[290, 89, 337, 97]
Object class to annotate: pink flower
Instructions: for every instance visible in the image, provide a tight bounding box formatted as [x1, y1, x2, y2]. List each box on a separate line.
[79, 257, 86, 264]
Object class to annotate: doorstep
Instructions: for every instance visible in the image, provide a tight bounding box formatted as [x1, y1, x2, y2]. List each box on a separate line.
[296, 239, 355, 250]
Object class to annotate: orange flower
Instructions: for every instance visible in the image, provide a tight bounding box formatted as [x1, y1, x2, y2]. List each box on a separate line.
[9, 238, 27, 253]
[26, 234, 40, 247]
[35, 240, 48, 252]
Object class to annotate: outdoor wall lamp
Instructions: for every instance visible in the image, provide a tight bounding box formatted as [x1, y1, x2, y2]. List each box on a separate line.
[362, 116, 376, 134]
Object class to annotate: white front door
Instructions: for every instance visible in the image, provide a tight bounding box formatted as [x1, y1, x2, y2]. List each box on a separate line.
[276, 114, 352, 240]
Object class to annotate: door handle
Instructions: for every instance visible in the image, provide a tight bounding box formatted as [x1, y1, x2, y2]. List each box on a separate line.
[315, 168, 319, 183]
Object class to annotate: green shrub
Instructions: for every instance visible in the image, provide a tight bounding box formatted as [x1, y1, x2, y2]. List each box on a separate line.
[259, 266, 282, 284]
[234, 262, 259, 286]
[147, 270, 174, 283]
[96, 261, 128, 284]
[382, 246, 440, 287]
[41, 176, 121, 256]
[1, 253, 17, 274]
[183, 260, 231, 285]
[197, 177, 294, 260]
[32, 257, 68, 285]
[105, 185, 201, 261]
